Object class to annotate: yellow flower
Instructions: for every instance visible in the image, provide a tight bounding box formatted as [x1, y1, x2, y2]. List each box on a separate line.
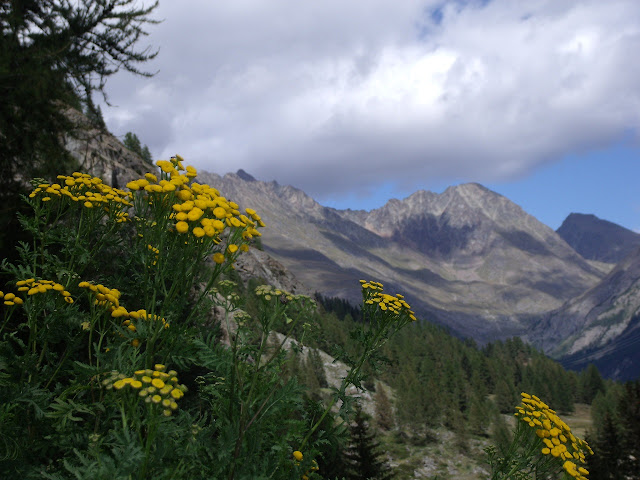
[187, 207, 204, 222]
[186, 165, 197, 178]
[176, 221, 189, 233]
[213, 207, 227, 219]
[213, 253, 225, 264]
[151, 378, 165, 389]
[293, 451, 303, 461]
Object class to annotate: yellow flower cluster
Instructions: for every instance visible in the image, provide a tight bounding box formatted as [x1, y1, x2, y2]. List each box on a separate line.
[78, 281, 168, 342]
[79, 281, 122, 309]
[515, 392, 593, 479]
[102, 364, 187, 417]
[359, 280, 416, 321]
[255, 285, 295, 303]
[29, 173, 132, 222]
[0, 291, 23, 306]
[126, 156, 264, 244]
[3, 279, 73, 305]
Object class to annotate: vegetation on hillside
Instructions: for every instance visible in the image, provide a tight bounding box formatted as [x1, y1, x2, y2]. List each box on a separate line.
[0, 157, 420, 479]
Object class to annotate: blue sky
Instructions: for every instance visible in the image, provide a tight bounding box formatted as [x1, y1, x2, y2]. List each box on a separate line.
[102, 0, 640, 233]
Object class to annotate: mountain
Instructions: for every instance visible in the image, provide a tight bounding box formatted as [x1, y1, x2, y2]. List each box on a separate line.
[196, 172, 606, 343]
[528, 247, 640, 380]
[556, 213, 640, 264]
[61, 116, 631, 374]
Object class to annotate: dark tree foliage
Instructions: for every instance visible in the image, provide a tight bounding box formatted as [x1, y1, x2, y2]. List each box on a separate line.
[0, 0, 159, 262]
[587, 413, 623, 480]
[588, 380, 640, 480]
[123, 131, 153, 164]
[302, 397, 351, 480]
[345, 405, 394, 480]
[315, 292, 363, 323]
[1, 0, 158, 181]
[578, 363, 606, 404]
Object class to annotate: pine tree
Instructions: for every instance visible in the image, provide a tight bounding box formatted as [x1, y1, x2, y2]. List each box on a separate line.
[308, 348, 328, 388]
[124, 132, 153, 164]
[490, 408, 512, 456]
[345, 404, 394, 480]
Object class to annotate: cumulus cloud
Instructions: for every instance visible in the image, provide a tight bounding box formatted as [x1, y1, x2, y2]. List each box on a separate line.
[102, 0, 640, 204]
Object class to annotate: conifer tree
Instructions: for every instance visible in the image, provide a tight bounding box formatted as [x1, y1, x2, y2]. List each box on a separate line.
[345, 405, 394, 480]
[617, 381, 640, 476]
[578, 364, 606, 404]
[587, 413, 623, 479]
[141, 144, 153, 164]
[1, 0, 158, 185]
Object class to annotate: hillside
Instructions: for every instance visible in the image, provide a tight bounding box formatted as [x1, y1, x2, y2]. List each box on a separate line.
[528, 247, 640, 380]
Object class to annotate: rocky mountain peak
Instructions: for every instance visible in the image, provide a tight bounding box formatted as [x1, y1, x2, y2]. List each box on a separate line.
[236, 169, 256, 182]
[557, 212, 640, 263]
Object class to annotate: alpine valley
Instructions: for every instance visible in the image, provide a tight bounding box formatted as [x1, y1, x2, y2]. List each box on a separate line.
[65, 116, 640, 381]
[195, 169, 640, 381]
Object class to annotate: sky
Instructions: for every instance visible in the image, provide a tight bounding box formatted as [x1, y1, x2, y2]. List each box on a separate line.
[101, 0, 640, 231]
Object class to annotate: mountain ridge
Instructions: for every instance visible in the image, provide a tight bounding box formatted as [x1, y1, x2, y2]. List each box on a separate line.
[195, 170, 606, 344]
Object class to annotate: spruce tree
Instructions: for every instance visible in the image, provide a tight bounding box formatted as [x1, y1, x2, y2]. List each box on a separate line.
[345, 404, 394, 480]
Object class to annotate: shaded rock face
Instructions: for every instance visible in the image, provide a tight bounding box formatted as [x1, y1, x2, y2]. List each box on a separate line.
[528, 247, 640, 380]
[556, 213, 640, 264]
[64, 108, 153, 188]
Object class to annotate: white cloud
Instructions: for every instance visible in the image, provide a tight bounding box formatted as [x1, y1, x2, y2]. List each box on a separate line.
[102, 0, 640, 202]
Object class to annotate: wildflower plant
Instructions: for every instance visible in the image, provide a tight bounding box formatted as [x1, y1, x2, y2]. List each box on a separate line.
[0, 155, 416, 479]
[487, 392, 593, 480]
